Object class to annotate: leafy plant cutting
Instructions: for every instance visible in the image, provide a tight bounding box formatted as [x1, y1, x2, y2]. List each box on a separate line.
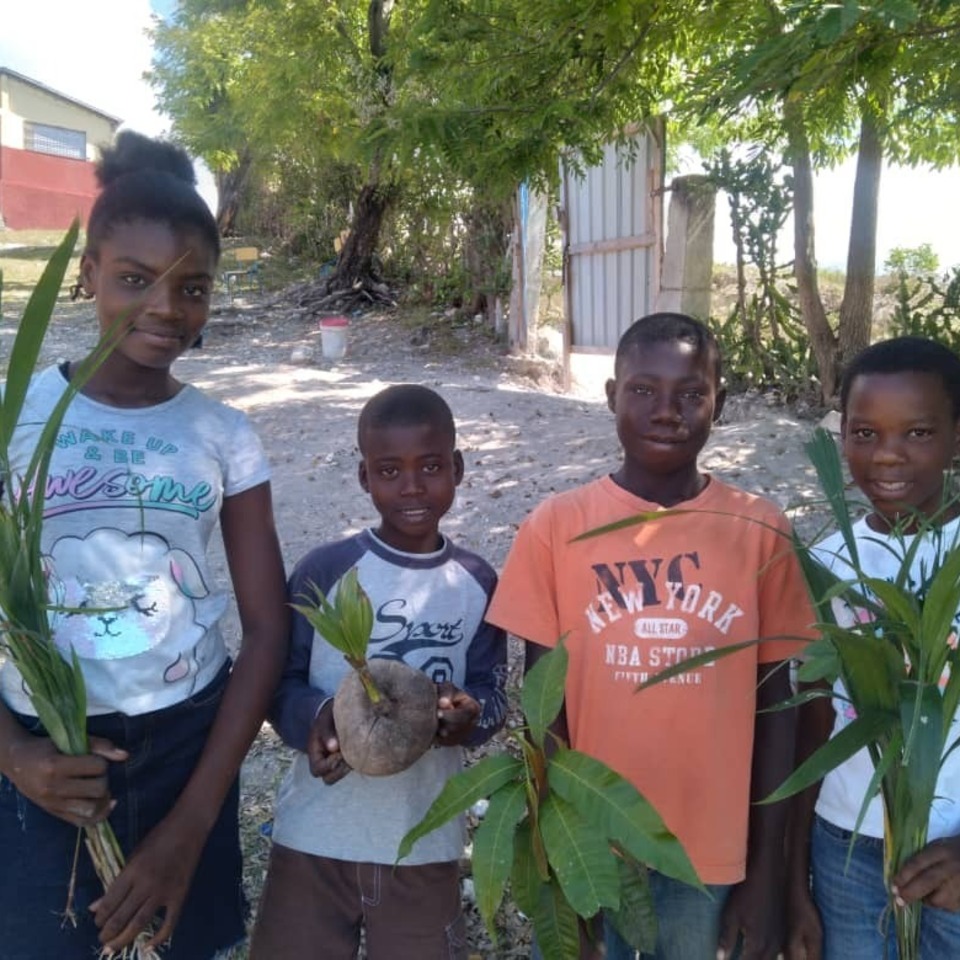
[397, 637, 703, 960]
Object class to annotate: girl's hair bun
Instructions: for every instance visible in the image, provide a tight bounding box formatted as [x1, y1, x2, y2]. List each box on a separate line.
[96, 130, 197, 189]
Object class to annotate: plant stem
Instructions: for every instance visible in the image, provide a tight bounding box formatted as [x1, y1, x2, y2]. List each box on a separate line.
[85, 822, 162, 960]
[356, 663, 383, 704]
[895, 900, 922, 960]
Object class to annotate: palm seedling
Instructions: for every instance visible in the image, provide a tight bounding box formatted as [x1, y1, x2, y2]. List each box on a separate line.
[292, 567, 438, 776]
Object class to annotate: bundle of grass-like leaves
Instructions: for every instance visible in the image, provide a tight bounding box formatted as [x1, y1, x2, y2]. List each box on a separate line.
[0, 222, 159, 958]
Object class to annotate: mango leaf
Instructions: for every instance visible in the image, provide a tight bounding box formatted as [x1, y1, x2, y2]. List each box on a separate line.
[548, 748, 703, 890]
[532, 878, 581, 960]
[605, 852, 657, 955]
[511, 819, 542, 919]
[472, 780, 528, 938]
[522, 636, 568, 749]
[762, 709, 897, 804]
[540, 792, 620, 918]
[396, 753, 522, 862]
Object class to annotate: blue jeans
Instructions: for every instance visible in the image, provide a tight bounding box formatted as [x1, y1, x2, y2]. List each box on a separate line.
[604, 872, 732, 960]
[0, 663, 245, 960]
[531, 873, 731, 960]
[811, 814, 960, 960]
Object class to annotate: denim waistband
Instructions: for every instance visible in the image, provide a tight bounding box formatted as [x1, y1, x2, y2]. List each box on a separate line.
[814, 813, 885, 848]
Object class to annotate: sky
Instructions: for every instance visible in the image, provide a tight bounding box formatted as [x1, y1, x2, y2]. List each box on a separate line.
[2, 0, 959, 271]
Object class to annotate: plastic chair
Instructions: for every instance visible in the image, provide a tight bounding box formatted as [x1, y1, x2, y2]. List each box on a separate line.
[222, 247, 263, 301]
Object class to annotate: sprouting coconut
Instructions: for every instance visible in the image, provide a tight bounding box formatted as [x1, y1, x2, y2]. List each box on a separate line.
[293, 568, 438, 776]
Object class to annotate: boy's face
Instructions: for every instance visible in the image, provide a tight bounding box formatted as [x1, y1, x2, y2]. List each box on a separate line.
[358, 422, 463, 554]
[605, 339, 724, 480]
[843, 371, 960, 530]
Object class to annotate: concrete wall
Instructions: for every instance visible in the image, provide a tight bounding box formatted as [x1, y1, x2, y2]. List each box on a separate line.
[0, 71, 117, 229]
[0, 146, 99, 229]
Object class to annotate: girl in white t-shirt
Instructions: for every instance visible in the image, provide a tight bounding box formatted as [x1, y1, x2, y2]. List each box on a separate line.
[787, 337, 960, 960]
[0, 132, 288, 959]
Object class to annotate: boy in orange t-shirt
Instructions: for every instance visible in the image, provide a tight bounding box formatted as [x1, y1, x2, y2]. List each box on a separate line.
[487, 313, 815, 960]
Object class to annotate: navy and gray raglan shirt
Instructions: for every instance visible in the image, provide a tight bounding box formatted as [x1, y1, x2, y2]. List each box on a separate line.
[270, 529, 508, 866]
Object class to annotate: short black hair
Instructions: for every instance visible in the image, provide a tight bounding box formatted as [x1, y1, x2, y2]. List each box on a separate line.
[357, 384, 456, 453]
[841, 336, 960, 420]
[615, 312, 722, 384]
[85, 131, 220, 262]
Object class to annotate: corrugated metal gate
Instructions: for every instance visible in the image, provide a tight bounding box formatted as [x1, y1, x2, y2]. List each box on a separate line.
[560, 123, 664, 361]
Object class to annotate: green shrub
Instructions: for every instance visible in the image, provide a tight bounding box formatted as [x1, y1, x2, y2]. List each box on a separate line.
[889, 267, 960, 356]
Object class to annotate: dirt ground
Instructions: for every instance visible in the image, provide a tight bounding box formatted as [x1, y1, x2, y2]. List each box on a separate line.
[5, 287, 832, 957]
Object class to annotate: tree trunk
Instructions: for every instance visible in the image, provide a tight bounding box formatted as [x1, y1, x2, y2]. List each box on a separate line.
[465, 199, 511, 325]
[214, 149, 252, 237]
[838, 111, 883, 368]
[785, 103, 838, 402]
[331, 182, 391, 289]
[327, 0, 395, 292]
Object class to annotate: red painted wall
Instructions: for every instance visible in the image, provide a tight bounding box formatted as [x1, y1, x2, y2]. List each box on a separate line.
[0, 146, 99, 230]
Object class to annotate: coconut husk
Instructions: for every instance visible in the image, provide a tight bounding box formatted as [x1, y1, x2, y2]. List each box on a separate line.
[334, 659, 438, 776]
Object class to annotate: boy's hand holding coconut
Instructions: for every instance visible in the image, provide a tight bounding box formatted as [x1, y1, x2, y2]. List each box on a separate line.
[295, 567, 473, 780]
[434, 682, 481, 745]
[308, 678, 480, 785]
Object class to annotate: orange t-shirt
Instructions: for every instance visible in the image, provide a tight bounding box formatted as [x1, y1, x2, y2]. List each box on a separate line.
[487, 475, 815, 884]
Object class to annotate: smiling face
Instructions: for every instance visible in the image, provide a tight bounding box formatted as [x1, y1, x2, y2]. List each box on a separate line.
[81, 218, 216, 373]
[605, 338, 724, 503]
[358, 421, 464, 554]
[843, 371, 960, 532]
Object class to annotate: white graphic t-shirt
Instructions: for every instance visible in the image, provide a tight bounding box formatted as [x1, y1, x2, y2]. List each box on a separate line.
[0, 365, 270, 716]
[815, 516, 960, 840]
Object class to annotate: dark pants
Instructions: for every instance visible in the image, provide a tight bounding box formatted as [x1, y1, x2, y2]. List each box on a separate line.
[249, 842, 468, 960]
[0, 663, 246, 960]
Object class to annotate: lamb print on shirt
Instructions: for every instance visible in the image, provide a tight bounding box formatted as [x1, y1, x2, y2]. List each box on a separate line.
[0, 365, 270, 716]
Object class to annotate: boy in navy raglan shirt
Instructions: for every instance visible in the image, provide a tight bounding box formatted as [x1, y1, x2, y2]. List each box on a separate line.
[250, 384, 508, 960]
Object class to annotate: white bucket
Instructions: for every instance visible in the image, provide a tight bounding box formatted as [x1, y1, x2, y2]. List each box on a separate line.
[319, 316, 349, 360]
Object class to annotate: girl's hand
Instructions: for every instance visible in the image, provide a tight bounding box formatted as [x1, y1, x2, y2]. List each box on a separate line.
[434, 682, 480, 746]
[4, 734, 126, 826]
[91, 805, 207, 953]
[893, 836, 960, 912]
